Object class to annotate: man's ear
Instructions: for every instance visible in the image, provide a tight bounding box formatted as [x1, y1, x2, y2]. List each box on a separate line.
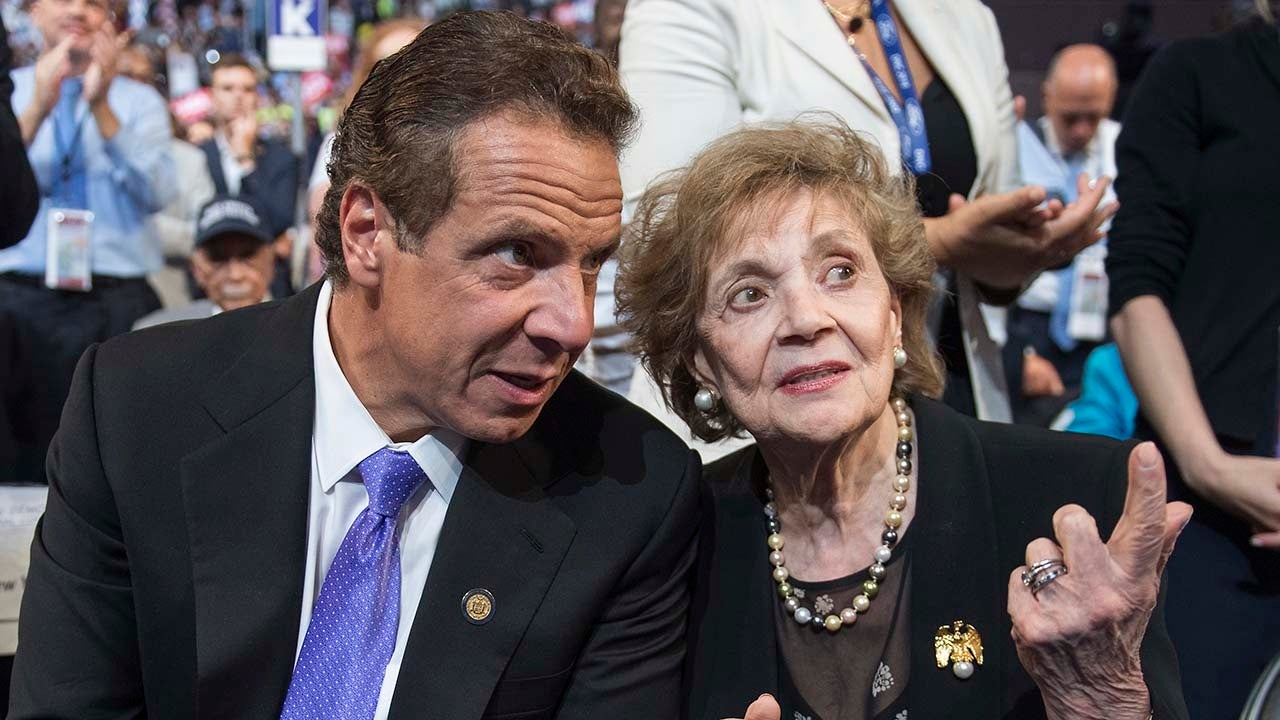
[339, 183, 395, 288]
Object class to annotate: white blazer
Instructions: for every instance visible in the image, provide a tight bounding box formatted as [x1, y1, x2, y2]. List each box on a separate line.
[615, 0, 1019, 449]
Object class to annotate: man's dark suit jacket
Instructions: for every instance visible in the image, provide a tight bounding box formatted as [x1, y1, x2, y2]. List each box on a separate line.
[9, 282, 700, 720]
[686, 397, 1189, 720]
[1, 15, 39, 250]
[199, 136, 299, 238]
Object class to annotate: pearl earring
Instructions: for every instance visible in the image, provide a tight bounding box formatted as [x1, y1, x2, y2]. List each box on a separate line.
[694, 386, 718, 413]
[893, 345, 908, 369]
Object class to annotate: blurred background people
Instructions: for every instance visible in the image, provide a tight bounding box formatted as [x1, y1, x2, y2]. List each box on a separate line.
[0, 0, 174, 483]
[200, 52, 296, 298]
[1055, 342, 1139, 440]
[304, 16, 424, 285]
[616, 0, 1115, 458]
[1006, 44, 1120, 426]
[114, 40, 216, 308]
[134, 196, 276, 329]
[1107, 0, 1280, 714]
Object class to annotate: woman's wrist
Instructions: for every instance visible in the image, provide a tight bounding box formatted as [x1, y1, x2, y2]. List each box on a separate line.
[1175, 442, 1228, 497]
[922, 215, 956, 267]
[1044, 691, 1151, 720]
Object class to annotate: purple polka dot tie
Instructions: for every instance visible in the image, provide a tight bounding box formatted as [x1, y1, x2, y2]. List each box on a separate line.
[280, 448, 428, 720]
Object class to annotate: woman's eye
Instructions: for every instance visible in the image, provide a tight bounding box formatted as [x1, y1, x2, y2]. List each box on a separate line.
[731, 286, 764, 305]
[827, 265, 855, 282]
[495, 242, 533, 267]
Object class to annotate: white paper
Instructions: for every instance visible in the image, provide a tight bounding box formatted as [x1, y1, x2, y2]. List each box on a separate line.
[0, 486, 49, 653]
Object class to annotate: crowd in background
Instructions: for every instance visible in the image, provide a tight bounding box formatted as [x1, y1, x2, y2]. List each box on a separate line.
[1, 0, 1278, 717]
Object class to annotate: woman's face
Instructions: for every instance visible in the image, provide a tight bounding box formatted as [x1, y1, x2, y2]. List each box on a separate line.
[694, 189, 901, 446]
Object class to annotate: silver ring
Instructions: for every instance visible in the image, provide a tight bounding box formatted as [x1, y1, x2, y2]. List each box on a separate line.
[1029, 566, 1069, 595]
[1021, 558, 1066, 587]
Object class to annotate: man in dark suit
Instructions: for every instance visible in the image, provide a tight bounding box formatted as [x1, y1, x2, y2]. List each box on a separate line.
[9, 13, 699, 720]
[199, 53, 298, 296]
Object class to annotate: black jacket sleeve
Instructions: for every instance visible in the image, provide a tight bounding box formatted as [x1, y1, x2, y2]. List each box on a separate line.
[8, 345, 146, 719]
[1, 16, 40, 250]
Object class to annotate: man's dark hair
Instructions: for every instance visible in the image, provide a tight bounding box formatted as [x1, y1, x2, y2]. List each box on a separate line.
[315, 11, 638, 285]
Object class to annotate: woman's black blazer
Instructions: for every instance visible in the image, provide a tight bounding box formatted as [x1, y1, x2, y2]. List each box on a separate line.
[685, 397, 1188, 720]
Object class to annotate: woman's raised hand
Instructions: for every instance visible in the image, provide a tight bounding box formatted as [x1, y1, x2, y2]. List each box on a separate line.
[722, 693, 781, 720]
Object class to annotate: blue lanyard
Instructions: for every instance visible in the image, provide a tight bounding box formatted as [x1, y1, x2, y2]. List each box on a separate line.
[49, 102, 89, 203]
[853, 0, 931, 175]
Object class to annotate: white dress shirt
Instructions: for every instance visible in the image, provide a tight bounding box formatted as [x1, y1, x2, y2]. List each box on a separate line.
[1016, 117, 1120, 313]
[214, 132, 246, 196]
[297, 280, 469, 719]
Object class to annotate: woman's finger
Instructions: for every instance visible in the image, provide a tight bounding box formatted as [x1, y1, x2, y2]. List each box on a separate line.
[1052, 504, 1109, 576]
[1108, 443, 1170, 576]
[1024, 536, 1063, 569]
[1250, 531, 1280, 550]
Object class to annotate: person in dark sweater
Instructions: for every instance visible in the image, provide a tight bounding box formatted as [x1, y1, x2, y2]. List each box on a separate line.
[1107, 3, 1280, 715]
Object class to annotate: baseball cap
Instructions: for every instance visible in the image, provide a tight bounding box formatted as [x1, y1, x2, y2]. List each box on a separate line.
[195, 196, 273, 248]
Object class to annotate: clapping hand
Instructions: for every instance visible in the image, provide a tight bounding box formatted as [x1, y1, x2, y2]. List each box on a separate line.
[935, 173, 1118, 291]
[82, 23, 129, 106]
[30, 36, 76, 120]
[1008, 442, 1192, 720]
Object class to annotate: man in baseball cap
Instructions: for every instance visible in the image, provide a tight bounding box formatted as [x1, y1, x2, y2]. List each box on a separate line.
[134, 196, 280, 329]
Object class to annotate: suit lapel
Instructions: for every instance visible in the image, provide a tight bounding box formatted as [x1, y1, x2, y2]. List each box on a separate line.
[908, 398, 1005, 717]
[181, 285, 322, 719]
[767, 0, 891, 124]
[387, 439, 576, 720]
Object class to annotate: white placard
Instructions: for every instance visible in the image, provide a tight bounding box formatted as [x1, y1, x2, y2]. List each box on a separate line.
[267, 35, 328, 72]
[0, 486, 49, 654]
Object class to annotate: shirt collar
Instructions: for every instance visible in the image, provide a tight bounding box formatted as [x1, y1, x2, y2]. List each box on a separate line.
[311, 280, 468, 500]
[1037, 115, 1101, 164]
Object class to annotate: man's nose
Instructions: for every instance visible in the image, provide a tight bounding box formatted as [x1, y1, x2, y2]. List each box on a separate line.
[524, 272, 594, 357]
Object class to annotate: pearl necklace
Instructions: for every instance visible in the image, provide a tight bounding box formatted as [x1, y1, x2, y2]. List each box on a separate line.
[766, 397, 912, 633]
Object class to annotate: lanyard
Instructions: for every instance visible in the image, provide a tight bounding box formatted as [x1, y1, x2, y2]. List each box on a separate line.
[49, 103, 89, 203]
[853, 0, 932, 175]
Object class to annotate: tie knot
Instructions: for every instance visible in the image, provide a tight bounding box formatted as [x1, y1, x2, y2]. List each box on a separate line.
[356, 448, 427, 517]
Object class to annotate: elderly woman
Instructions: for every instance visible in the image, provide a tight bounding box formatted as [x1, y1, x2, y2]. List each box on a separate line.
[616, 119, 1190, 720]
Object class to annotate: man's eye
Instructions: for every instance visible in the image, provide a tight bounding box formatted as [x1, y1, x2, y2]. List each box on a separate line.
[583, 250, 610, 272]
[495, 242, 533, 267]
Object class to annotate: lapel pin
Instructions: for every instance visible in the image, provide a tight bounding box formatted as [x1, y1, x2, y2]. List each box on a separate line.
[934, 620, 983, 680]
[462, 588, 495, 625]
